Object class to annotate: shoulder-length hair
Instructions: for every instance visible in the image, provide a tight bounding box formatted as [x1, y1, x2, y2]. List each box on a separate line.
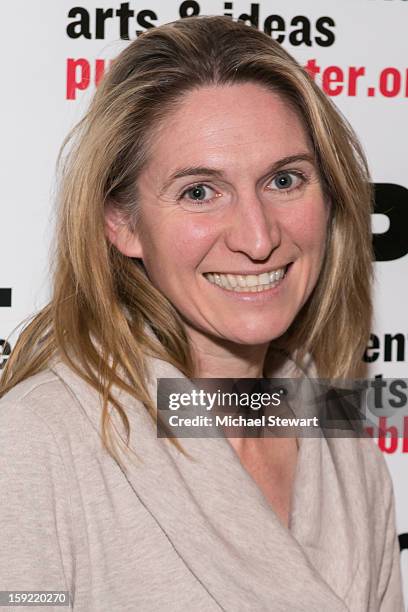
[1, 15, 373, 463]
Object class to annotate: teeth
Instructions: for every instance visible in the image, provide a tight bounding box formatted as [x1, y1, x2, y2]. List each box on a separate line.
[204, 267, 287, 292]
[246, 275, 258, 287]
[258, 273, 270, 285]
[227, 274, 237, 287]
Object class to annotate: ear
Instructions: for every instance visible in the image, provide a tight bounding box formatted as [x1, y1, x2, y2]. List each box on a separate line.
[105, 203, 144, 258]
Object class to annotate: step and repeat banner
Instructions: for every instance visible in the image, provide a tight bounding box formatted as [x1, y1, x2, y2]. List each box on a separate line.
[1, 0, 407, 603]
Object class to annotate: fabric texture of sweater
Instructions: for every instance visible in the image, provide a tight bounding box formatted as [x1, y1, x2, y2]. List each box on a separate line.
[0, 343, 404, 611]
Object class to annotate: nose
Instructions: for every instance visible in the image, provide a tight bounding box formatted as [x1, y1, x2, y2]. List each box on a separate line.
[224, 189, 281, 260]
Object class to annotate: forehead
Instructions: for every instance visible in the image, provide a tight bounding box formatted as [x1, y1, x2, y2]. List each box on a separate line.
[147, 83, 310, 174]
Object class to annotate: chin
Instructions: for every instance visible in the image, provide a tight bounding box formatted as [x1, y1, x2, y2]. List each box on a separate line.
[223, 322, 291, 346]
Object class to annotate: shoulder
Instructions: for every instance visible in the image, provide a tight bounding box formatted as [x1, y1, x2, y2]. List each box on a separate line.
[357, 436, 395, 507]
[0, 372, 75, 523]
[0, 370, 77, 463]
[0, 368, 81, 433]
[327, 435, 395, 520]
[351, 437, 403, 606]
[1, 368, 68, 409]
[0, 365, 103, 458]
[0, 371, 78, 596]
[0, 369, 66, 427]
[0, 360, 144, 460]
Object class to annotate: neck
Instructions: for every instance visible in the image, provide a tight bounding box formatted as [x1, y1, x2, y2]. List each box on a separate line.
[187, 328, 269, 379]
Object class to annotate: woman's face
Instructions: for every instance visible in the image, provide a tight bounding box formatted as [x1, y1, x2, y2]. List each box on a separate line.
[107, 83, 329, 349]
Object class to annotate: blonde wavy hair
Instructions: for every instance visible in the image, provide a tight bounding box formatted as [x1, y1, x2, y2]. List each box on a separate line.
[1, 15, 373, 462]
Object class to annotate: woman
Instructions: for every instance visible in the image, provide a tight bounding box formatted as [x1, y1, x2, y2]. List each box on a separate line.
[0, 15, 403, 611]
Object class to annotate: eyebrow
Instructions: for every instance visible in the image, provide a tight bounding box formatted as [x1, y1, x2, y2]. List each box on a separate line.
[160, 153, 316, 193]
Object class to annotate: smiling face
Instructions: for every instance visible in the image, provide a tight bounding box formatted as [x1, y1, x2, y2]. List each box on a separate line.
[106, 83, 329, 360]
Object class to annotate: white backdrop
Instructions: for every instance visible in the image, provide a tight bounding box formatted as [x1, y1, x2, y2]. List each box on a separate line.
[1, 0, 407, 604]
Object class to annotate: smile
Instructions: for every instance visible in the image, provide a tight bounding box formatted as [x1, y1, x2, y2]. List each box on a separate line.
[203, 266, 288, 293]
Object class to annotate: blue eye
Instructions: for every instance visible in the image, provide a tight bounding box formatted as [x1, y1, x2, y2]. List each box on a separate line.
[271, 171, 304, 191]
[181, 184, 217, 204]
[189, 186, 209, 200]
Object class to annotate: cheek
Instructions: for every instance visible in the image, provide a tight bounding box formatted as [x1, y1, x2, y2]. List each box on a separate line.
[174, 218, 217, 256]
[284, 198, 328, 256]
[144, 216, 218, 275]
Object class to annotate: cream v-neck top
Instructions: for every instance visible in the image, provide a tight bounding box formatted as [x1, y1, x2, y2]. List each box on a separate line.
[0, 350, 404, 611]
